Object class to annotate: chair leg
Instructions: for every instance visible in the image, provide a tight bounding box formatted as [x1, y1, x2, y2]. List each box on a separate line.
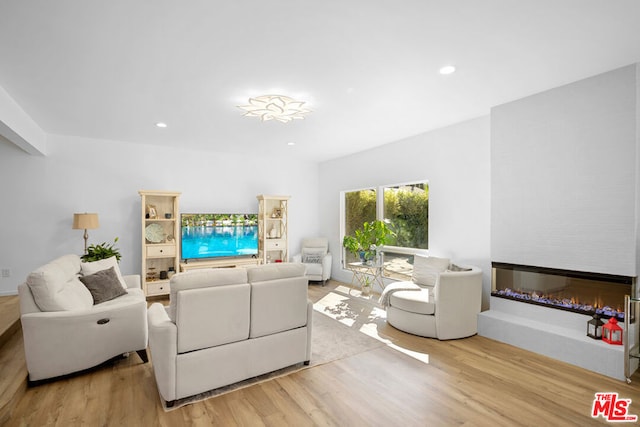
[136, 349, 149, 363]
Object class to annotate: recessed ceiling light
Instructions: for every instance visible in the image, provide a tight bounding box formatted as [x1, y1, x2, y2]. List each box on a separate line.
[287, 142, 296, 146]
[439, 65, 456, 75]
[155, 122, 167, 128]
[238, 95, 311, 123]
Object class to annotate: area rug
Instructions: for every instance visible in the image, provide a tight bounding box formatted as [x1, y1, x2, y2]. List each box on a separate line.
[162, 303, 386, 411]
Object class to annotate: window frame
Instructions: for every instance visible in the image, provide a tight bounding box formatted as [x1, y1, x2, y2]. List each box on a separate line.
[341, 179, 429, 280]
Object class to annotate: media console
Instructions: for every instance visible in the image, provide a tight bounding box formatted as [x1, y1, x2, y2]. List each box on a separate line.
[180, 257, 261, 272]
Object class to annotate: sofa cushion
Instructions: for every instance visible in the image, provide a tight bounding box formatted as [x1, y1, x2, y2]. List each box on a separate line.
[175, 284, 251, 353]
[80, 256, 128, 290]
[412, 254, 450, 287]
[79, 266, 128, 304]
[389, 289, 435, 315]
[246, 263, 306, 282]
[247, 263, 308, 339]
[26, 254, 93, 312]
[304, 262, 323, 276]
[169, 268, 248, 321]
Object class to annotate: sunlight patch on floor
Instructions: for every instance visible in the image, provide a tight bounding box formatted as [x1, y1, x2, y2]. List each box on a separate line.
[387, 343, 430, 364]
[314, 288, 431, 365]
[313, 292, 356, 327]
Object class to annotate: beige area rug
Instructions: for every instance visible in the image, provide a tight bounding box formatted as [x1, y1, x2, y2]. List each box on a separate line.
[163, 289, 387, 411]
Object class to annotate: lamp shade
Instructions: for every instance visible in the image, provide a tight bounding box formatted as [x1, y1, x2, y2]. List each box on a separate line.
[73, 213, 99, 230]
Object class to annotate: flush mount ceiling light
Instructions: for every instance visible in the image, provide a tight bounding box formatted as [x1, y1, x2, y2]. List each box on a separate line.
[237, 95, 311, 123]
[155, 122, 167, 128]
[439, 65, 456, 75]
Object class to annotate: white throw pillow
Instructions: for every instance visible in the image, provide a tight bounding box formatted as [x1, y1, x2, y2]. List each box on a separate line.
[412, 254, 450, 287]
[26, 254, 93, 311]
[81, 256, 128, 290]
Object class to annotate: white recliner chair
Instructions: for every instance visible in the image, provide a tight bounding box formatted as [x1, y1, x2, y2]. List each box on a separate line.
[292, 237, 332, 285]
[17, 254, 148, 383]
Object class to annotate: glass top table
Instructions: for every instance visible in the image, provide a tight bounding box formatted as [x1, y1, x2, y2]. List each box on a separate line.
[347, 261, 385, 292]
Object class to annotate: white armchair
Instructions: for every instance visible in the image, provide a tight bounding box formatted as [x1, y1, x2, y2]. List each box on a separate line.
[292, 237, 332, 285]
[380, 254, 482, 340]
[17, 254, 148, 383]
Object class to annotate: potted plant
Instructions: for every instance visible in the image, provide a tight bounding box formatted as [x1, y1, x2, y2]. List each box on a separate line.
[361, 276, 373, 296]
[81, 237, 122, 262]
[342, 220, 394, 263]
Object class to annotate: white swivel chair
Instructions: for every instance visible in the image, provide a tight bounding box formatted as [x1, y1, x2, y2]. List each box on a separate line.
[292, 237, 332, 285]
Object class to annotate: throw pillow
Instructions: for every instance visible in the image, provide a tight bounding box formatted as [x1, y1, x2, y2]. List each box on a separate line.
[80, 256, 128, 290]
[448, 263, 472, 272]
[79, 267, 128, 304]
[302, 254, 324, 264]
[412, 254, 450, 287]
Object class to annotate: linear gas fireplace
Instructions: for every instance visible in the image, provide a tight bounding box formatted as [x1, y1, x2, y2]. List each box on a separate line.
[492, 262, 635, 321]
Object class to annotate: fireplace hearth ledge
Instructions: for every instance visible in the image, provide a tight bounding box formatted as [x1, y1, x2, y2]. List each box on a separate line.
[478, 297, 638, 381]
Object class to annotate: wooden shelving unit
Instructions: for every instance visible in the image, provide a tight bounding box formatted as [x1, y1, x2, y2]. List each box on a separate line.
[257, 195, 290, 264]
[139, 190, 181, 297]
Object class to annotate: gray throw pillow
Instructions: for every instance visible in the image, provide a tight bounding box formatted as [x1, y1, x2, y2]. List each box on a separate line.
[302, 254, 323, 263]
[448, 263, 472, 272]
[79, 266, 127, 304]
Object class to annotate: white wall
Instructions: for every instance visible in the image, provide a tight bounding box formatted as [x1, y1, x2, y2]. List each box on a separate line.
[318, 116, 492, 308]
[491, 64, 638, 276]
[0, 134, 320, 295]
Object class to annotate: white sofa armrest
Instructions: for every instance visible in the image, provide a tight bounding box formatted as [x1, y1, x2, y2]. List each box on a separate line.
[306, 299, 313, 362]
[148, 303, 178, 402]
[124, 274, 141, 289]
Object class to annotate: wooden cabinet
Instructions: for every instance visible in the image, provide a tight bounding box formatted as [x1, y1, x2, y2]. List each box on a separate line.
[139, 190, 181, 297]
[257, 195, 289, 264]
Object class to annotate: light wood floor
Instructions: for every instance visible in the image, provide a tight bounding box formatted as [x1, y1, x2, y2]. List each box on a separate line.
[0, 295, 19, 347]
[6, 281, 640, 426]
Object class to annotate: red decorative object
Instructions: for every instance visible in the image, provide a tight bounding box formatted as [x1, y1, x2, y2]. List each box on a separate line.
[602, 317, 623, 345]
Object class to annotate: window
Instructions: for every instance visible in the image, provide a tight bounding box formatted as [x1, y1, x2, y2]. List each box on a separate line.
[343, 188, 377, 264]
[342, 181, 429, 279]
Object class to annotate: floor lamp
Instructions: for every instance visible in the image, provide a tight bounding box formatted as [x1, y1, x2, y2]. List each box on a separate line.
[73, 213, 99, 254]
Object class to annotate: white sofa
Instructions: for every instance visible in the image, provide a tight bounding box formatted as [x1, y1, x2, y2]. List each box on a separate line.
[147, 263, 312, 406]
[18, 254, 148, 382]
[381, 255, 482, 340]
[292, 237, 332, 284]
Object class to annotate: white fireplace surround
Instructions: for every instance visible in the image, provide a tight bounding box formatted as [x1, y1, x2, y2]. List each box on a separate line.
[484, 64, 640, 381]
[478, 297, 637, 380]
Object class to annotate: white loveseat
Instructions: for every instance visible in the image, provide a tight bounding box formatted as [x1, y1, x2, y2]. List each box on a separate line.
[381, 255, 482, 340]
[18, 254, 148, 382]
[147, 263, 312, 406]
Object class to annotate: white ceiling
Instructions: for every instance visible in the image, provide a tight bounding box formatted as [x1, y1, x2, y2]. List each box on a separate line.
[1, 0, 639, 162]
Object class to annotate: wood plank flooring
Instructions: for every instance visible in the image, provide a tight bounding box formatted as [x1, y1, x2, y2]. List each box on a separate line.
[0, 295, 19, 348]
[6, 281, 640, 426]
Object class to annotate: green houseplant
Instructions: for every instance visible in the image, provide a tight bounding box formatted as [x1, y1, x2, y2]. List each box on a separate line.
[342, 220, 394, 262]
[81, 237, 122, 262]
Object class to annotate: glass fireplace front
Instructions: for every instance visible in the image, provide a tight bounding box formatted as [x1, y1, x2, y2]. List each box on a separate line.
[492, 262, 635, 321]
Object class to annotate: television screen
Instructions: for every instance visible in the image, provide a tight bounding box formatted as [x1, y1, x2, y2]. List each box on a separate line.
[181, 213, 258, 261]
